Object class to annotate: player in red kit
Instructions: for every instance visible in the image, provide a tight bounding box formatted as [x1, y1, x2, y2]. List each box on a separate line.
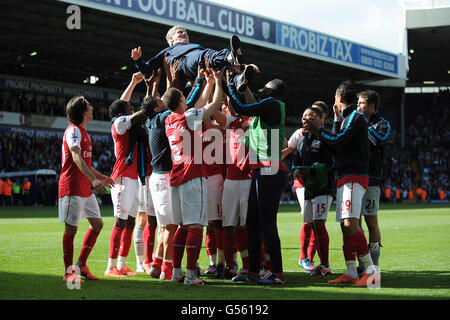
[163, 65, 225, 285]
[104, 95, 153, 277]
[59, 96, 114, 282]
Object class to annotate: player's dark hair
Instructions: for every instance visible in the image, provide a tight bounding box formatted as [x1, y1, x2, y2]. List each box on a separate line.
[259, 79, 286, 100]
[357, 90, 380, 110]
[109, 99, 129, 119]
[66, 96, 88, 125]
[140, 96, 159, 114]
[336, 80, 357, 105]
[312, 100, 328, 118]
[162, 87, 183, 111]
[307, 106, 323, 119]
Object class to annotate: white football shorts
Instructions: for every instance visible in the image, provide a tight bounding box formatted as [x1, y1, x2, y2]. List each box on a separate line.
[335, 182, 367, 222]
[58, 194, 101, 227]
[206, 174, 224, 221]
[150, 172, 175, 226]
[361, 185, 380, 216]
[111, 176, 139, 220]
[170, 177, 208, 226]
[222, 178, 251, 227]
[137, 176, 155, 216]
[295, 188, 332, 223]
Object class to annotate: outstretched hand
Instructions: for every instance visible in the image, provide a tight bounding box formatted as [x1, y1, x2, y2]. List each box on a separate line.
[131, 72, 144, 85]
[144, 68, 162, 88]
[92, 178, 106, 194]
[131, 46, 142, 61]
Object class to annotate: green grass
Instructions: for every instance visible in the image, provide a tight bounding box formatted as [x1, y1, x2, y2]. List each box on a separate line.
[0, 203, 449, 300]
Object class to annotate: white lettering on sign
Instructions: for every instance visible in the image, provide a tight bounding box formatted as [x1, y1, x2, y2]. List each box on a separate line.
[280, 24, 353, 62]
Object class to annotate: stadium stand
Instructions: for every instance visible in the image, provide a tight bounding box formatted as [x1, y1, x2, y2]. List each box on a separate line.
[382, 89, 449, 202]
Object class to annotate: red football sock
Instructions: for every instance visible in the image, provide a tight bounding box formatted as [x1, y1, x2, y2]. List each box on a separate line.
[186, 227, 203, 270]
[314, 225, 330, 268]
[144, 224, 156, 264]
[77, 227, 100, 267]
[118, 227, 133, 258]
[152, 256, 163, 268]
[223, 232, 235, 269]
[161, 261, 173, 279]
[308, 228, 317, 262]
[300, 223, 311, 260]
[206, 226, 217, 256]
[235, 227, 249, 269]
[63, 233, 75, 273]
[172, 227, 188, 269]
[109, 226, 124, 259]
[351, 230, 370, 257]
[215, 227, 223, 252]
[343, 234, 356, 262]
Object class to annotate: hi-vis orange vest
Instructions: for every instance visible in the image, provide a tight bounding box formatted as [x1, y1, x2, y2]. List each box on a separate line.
[4, 180, 12, 196]
[22, 181, 31, 195]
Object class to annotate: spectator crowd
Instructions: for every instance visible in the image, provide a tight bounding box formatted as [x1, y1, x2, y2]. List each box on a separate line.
[380, 90, 449, 202]
[0, 90, 110, 121]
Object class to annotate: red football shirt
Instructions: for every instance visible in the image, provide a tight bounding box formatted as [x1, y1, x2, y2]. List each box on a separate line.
[58, 124, 93, 198]
[225, 116, 252, 180]
[110, 115, 138, 180]
[165, 108, 207, 186]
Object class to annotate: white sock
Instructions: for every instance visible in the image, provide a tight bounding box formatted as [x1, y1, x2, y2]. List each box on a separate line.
[117, 256, 127, 270]
[345, 260, 358, 278]
[209, 254, 217, 266]
[359, 253, 375, 274]
[186, 269, 196, 279]
[106, 258, 117, 271]
[134, 227, 145, 260]
[369, 242, 381, 266]
[173, 267, 182, 277]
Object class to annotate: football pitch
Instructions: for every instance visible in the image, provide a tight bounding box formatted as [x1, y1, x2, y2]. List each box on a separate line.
[0, 203, 449, 301]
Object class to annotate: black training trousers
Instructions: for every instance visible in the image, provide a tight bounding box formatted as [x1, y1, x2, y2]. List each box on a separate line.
[246, 166, 288, 274]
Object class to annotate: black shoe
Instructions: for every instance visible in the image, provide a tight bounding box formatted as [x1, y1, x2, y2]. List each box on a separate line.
[257, 273, 287, 285]
[215, 263, 225, 279]
[230, 35, 243, 65]
[223, 268, 237, 280]
[236, 65, 254, 92]
[356, 265, 365, 277]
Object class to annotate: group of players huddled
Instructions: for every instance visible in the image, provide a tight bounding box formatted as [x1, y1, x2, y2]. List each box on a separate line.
[59, 26, 390, 287]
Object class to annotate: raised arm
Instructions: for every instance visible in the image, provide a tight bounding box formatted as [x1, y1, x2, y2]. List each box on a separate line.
[144, 69, 162, 99]
[121, 72, 144, 102]
[308, 111, 367, 149]
[132, 46, 168, 77]
[227, 83, 281, 126]
[202, 67, 225, 120]
[193, 59, 215, 109]
[185, 76, 203, 109]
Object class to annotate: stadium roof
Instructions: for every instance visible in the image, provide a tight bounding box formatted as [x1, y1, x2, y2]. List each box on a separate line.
[0, 0, 448, 117]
